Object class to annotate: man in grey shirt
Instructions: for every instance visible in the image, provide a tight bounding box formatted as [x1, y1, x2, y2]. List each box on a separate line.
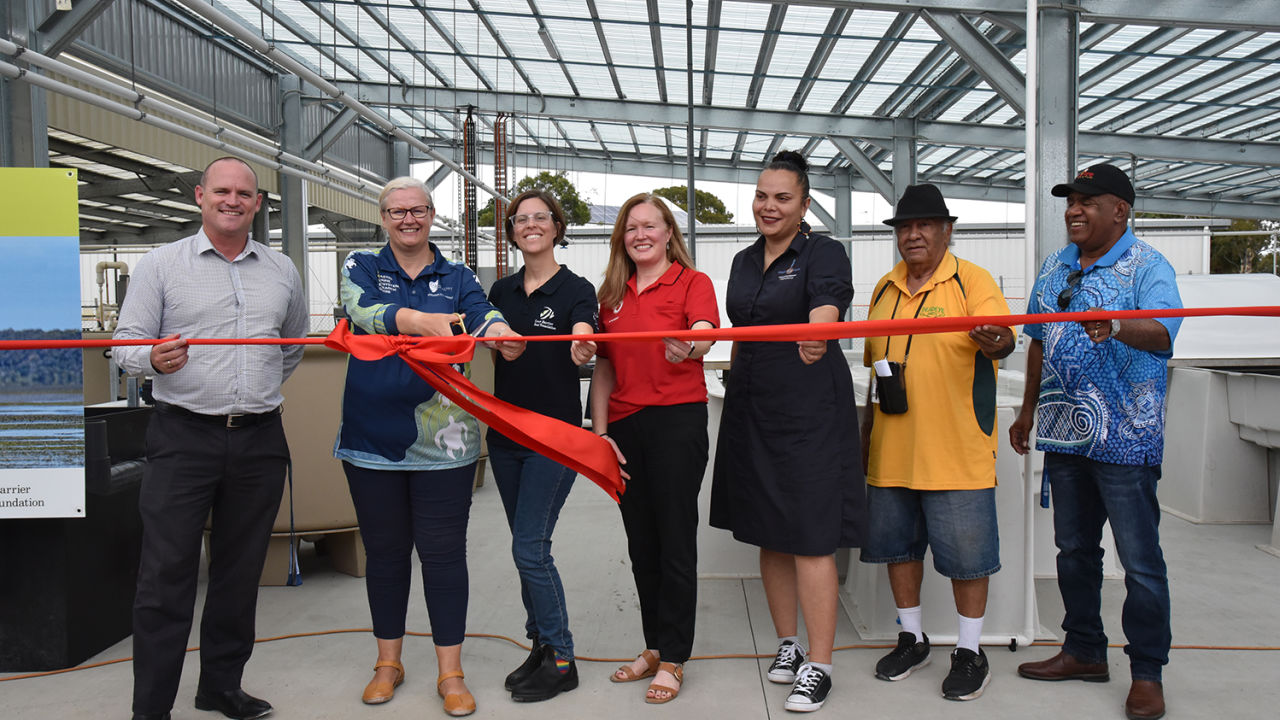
[113, 157, 307, 720]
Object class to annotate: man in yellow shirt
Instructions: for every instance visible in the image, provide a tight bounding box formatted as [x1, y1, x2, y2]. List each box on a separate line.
[860, 184, 1015, 701]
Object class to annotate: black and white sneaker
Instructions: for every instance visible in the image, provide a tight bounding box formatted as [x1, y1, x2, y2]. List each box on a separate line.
[875, 631, 931, 681]
[783, 663, 832, 712]
[767, 639, 807, 684]
[942, 648, 991, 701]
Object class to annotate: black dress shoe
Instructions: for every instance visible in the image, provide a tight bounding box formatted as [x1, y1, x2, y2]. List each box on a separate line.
[194, 688, 273, 720]
[505, 636, 543, 691]
[510, 645, 579, 702]
[132, 713, 171, 720]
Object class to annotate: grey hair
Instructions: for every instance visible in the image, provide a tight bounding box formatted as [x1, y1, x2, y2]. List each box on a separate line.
[378, 176, 433, 210]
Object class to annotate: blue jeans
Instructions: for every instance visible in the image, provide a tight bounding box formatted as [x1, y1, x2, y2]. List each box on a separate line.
[860, 485, 1001, 579]
[1046, 452, 1170, 681]
[489, 444, 577, 658]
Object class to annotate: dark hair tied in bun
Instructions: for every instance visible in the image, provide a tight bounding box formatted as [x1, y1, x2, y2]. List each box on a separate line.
[767, 150, 810, 198]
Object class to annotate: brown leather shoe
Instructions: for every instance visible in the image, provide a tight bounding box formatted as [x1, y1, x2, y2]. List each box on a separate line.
[362, 660, 405, 704]
[1125, 679, 1165, 720]
[1017, 650, 1110, 682]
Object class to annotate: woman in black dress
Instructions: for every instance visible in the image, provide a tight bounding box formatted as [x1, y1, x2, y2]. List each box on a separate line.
[710, 151, 865, 713]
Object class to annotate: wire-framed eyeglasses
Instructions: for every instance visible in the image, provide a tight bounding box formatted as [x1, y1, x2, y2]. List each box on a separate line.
[383, 205, 432, 220]
[1057, 269, 1084, 310]
[512, 211, 552, 227]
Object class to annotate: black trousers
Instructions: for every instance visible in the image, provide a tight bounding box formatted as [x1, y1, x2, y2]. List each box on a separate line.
[609, 403, 708, 664]
[131, 409, 288, 715]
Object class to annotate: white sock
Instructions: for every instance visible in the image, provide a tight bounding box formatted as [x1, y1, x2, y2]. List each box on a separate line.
[806, 661, 833, 676]
[897, 605, 924, 643]
[778, 635, 800, 647]
[957, 613, 984, 653]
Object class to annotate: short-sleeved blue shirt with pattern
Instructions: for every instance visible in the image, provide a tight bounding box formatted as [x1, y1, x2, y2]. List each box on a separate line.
[1024, 228, 1182, 467]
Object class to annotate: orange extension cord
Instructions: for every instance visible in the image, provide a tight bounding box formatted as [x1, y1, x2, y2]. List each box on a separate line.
[3, 629, 1277, 682]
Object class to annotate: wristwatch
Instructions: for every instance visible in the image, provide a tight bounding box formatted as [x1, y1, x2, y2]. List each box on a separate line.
[1110, 318, 1122, 339]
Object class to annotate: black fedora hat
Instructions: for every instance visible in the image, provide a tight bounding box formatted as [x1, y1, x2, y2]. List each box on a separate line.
[1051, 163, 1135, 205]
[883, 184, 957, 227]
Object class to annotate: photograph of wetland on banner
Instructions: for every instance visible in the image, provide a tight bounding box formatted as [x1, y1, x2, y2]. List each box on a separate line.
[0, 235, 84, 515]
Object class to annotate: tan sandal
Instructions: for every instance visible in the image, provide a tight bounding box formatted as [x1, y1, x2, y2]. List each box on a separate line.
[611, 649, 660, 683]
[437, 670, 475, 717]
[645, 662, 683, 704]
[362, 660, 405, 704]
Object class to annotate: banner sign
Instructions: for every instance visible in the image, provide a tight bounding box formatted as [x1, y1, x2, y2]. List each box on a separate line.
[0, 168, 84, 518]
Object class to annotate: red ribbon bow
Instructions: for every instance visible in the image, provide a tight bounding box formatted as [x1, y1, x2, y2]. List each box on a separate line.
[323, 320, 625, 502]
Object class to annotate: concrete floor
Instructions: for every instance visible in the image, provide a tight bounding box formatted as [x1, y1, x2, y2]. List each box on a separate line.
[4, 467, 1279, 720]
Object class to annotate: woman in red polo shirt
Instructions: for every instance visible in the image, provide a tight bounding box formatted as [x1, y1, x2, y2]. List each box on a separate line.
[590, 193, 718, 704]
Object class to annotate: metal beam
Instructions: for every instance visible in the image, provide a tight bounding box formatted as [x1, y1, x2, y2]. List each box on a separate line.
[76, 171, 202, 200]
[919, 9, 1025, 116]
[279, 74, 309, 300]
[829, 136, 894, 202]
[304, 107, 360, 161]
[36, 0, 116, 59]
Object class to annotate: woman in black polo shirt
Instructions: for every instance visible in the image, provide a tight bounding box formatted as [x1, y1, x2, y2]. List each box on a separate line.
[486, 189, 598, 703]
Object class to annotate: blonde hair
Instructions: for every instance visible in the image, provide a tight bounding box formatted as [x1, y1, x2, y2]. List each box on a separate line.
[598, 193, 696, 308]
[378, 176, 433, 211]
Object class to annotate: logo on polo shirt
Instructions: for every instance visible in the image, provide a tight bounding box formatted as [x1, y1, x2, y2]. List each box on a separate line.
[377, 273, 397, 294]
[426, 277, 455, 299]
[920, 306, 945, 318]
[778, 258, 799, 281]
[429, 279, 440, 293]
[534, 306, 556, 331]
[606, 300, 623, 323]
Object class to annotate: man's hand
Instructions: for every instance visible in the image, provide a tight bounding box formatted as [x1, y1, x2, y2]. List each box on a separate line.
[150, 334, 188, 374]
[1009, 409, 1034, 455]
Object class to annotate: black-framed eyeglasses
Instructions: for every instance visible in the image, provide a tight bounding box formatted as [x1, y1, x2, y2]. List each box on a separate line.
[383, 205, 432, 220]
[1057, 269, 1084, 310]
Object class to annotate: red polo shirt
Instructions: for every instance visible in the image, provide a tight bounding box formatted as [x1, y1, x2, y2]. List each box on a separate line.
[598, 262, 719, 422]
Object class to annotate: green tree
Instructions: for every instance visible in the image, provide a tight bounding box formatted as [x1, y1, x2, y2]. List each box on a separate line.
[478, 171, 591, 227]
[651, 185, 734, 224]
[1210, 218, 1279, 274]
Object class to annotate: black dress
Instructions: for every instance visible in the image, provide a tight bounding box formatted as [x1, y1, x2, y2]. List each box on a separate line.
[710, 225, 866, 555]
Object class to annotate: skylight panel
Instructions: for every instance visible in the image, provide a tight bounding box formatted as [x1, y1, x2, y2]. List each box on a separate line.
[601, 22, 656, 67]
[712, 72, 752, 106]
[718, 1, 772, 30]
[543, 18, 605, 64]
[756, 77, 801, 110]
[613, 66, 663, 102]
[716, 30, 764, 77]
[661, 24, 701, 70]
[594, 0, 651, 24]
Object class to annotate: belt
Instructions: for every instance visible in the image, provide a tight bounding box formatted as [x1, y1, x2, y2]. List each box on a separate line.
[154, 401, 281, 428]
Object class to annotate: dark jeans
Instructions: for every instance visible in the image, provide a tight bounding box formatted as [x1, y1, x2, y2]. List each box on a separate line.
[490, 444, 577, 658]
[343, 462, 476, 646]
[1046, 452, 1170, 681]
[609, 403, 708, 664]
[132, 410, 288, 715]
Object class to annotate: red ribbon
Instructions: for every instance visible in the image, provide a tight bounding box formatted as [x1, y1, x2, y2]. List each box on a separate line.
[322, 321, 626, 502]
[7, 305, 1280, 503]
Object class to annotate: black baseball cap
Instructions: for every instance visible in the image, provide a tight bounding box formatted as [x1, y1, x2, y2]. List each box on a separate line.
[1051, 163, 1135, 205]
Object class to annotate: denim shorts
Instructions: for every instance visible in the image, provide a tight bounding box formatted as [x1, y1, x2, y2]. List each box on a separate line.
[860, 485, 1001, 580]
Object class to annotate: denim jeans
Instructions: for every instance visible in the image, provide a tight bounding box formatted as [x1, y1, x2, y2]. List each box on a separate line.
[489, 444, 577, 658]
[1046, 452, 1170, 681]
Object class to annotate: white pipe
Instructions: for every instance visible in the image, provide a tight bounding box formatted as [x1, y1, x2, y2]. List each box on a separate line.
[1021, 0, 1040, 649]
[176, 0, 503, 200]
[0, 37, 378, 194]
[0, 59, 374, 204]
[94, 260, 128, 286]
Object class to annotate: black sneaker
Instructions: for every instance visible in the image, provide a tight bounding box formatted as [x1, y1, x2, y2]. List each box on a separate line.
[510, 645, 579, 702]
[783, 663, 832, 712]
[767, 640, 807, 684]
[942, 648, 991, 701]
[505, 637, 543, 691]
[875, 631, 931, 681]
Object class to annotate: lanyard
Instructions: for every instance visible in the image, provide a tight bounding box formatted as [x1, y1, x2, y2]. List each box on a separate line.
[885, 288, 931, 367]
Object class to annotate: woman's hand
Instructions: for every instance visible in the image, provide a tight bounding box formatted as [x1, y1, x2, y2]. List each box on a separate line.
[483, 323, 526, 361]
[602, 434, 630, 481]
[397, 309, 461, 337]
[571, 339, 597, 366]
[662, 336, 696, 364]
[797, 339, 826, 365]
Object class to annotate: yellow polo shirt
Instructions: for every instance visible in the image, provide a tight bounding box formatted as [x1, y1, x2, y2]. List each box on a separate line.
[863, 251, 1013, 490]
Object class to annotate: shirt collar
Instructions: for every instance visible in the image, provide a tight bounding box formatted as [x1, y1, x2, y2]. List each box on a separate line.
[377, 241, 449, 278]
[514, 264, 568, 296]
[626, 261, 685, 295]
[887, 249, 958, 295]
[747, 221, 813, 262]
[1059, 226, 1138, 273]
[194, 227, 257, 262]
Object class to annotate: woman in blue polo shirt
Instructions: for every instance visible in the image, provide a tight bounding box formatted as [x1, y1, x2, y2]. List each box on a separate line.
[336, 176, 523, 717]
[486, 189, 598, 702]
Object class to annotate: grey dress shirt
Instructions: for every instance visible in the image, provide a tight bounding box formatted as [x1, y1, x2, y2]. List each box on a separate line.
[112, 229, 308, 415]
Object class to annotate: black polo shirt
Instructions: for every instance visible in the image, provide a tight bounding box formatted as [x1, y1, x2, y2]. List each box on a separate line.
[486, 264, 598, 449]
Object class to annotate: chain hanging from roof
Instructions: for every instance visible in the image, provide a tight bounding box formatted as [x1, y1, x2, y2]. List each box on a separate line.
[462, 106, 478, 270]
[494, 112, 509, 278]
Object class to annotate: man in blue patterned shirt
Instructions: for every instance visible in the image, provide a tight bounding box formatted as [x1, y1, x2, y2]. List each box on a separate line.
[1009, 163, 1181, 720]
